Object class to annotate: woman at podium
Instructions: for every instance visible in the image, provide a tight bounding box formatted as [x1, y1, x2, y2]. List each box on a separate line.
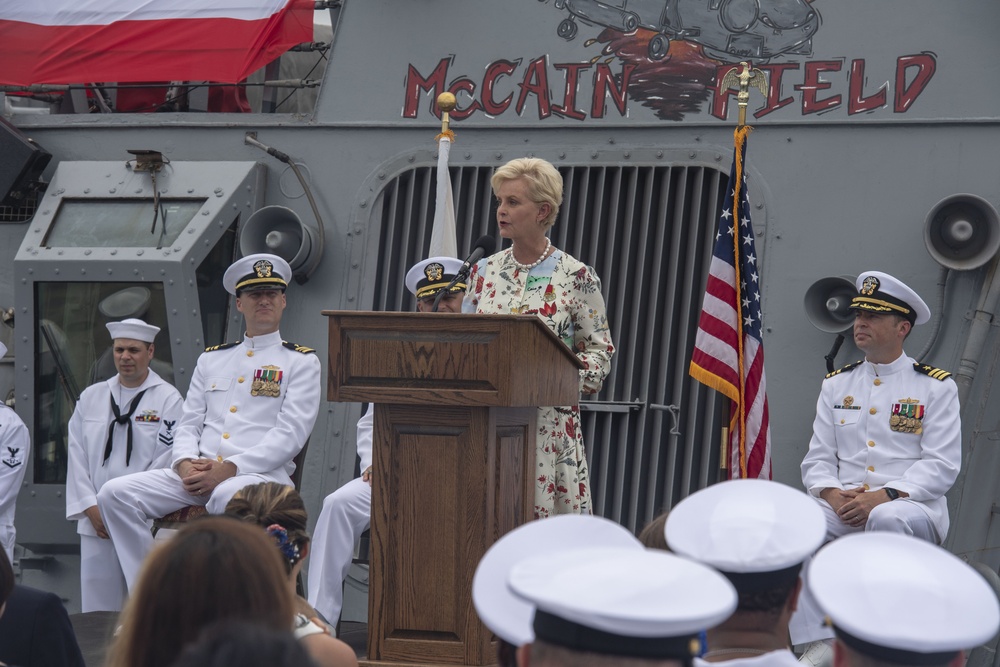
[464, 157, 615, 518]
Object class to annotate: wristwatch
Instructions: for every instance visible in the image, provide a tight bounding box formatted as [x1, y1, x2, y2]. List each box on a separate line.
[884, 487, 900, 501]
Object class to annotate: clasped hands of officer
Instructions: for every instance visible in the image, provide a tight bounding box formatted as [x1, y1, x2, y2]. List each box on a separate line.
[177, 458, 238, 497]
[820, 486, 908, 528]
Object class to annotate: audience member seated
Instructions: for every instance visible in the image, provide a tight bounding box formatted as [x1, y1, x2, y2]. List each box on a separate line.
[167, 620, 318, 667]
[0, 547, 86, 667]
[105, 517, 303, 667]
[225, 482, 358, 667]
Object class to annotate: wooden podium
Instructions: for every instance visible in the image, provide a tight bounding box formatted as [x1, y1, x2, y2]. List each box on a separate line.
[324, 312, 582, 666]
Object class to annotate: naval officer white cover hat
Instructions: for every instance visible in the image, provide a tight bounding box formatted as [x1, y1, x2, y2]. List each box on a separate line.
[809, 532, 1000, 664]
[508, 547, 737, 659]
[665, 479, 826, 582]
[472, 515, 641, 647]
[223, 253, 292, 295]
[850, 270, 931, 326]
[404, 256, 466, 298]
[106, 318, 160, 343]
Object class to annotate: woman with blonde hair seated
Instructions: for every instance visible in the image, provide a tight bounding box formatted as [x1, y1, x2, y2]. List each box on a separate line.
[225, 481, 357, 667]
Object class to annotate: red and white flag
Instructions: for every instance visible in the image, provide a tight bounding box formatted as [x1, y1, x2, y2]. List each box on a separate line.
[0, 0, 313, 85]
[689, 126, 772, 480]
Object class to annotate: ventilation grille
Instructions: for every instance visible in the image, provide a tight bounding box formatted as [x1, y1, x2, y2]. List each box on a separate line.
[369, 162, 733, 532]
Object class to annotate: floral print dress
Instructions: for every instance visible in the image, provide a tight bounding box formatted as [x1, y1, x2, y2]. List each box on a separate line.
[464, 247, 615, 518]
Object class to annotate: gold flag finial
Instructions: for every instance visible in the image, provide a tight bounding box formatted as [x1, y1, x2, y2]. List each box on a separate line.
[719, 62, 768, 128]
[436, 92, 457, 142]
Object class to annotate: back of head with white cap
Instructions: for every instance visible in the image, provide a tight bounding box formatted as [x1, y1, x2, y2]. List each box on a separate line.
[809, 532, 1000, 666]
[666, 479, 825, 607]
[473, 515, 642, 650]
[508, 547, 737, 663]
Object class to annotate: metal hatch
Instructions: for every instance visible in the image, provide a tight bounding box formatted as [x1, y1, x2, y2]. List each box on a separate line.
[12, 158, 263, 549]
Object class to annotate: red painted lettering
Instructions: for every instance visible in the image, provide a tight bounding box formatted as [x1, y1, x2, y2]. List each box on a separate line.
[894, 53, 936, 113]
[516, 56, 552, 119]
[795, 60, 842, 115]
[754, 62, 798, 119]
[551, 62, 590, 121]
[592, 63, 634, 118]
[847, 59, 887, 115]
[482, 60, 518, 116]
[448, 78, 482, 120]
[402, 57, 450, 119]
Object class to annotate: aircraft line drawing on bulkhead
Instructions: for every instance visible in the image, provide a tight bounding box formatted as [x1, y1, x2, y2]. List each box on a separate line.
[549, 0, 820, 61]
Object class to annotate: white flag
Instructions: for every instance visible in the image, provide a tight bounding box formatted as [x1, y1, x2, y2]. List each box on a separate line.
[428, 137, 458, 258]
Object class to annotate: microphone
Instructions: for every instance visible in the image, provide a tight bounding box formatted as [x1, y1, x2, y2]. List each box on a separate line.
[432, 235, 496, 312]
[457, 235, 496, 278]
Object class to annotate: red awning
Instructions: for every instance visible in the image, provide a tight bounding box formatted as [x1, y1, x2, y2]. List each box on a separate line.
[0, 0, 313, 85]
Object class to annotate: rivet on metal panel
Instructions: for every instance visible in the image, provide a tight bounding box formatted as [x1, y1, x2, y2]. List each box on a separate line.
[110, 250, 117, 255]
[558, 152, 566, 159]
[695, 136, 702, 142]
[334, 431, 341, 437]
[591, 152, 598, 159]
[137, 250, 144, 256]
[20, 307, 26, 312]
[623, 152, 630, 159]
[192, 311, 197, 316]
[42, 210, 50, 215]
[33, 229, 39, 234]
[347, 296, 354, 302]
[378, 173, 385, 180]
[110, 188, 116, 194]
[608, 138, 615, 144]
[689, 151, 696, 158]
[26, 268, 32, 273]
[107, 269, 113, 274]
[178, 368, 185, 375]
[786, 137, 792, 142]
[84, 250, 91, 256]
[80, 269, 86, 275]
[715, 154, 722, 161]
[160, 269, 166, 275]
[465, 153, 471, 160]
[352, 262, 358, 269]
[188, 188, 195, 194]
[756, 230, 763, 237]
[54, 268, 60, 274]
[359, 201, 367, 209]
[755, 203, 763, 210]
[201, 210, 210, 216]
[168, 280, 174, 285]
[188, 228, 195, 234]
[656, 151, 663, 158]
[134, 189, 143, 194]
[57, 250, 63, 256]
[354, 227, 362, 234]
[83, 189, 90, 194]
[214, 188, 224, 197]
[133, 269, 139, 275]
[172, 309, 178, 314]
[495, 153, 502, 160]
[408, 155, 415, 162]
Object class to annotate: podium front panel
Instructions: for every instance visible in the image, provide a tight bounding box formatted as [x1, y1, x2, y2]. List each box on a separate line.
[369, 403, 534, 665]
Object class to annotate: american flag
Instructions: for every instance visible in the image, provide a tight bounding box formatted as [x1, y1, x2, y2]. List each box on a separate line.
[689, 127, 772, 479]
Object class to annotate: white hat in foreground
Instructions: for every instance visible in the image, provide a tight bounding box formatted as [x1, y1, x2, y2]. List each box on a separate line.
[509, 547, 737, 659]
[666, 479, 825, 577]
[404, 256, 466, 298]
[809, 532, 1000, 662]
[472, 515, 641, 647]
[106, 318, 160, 343]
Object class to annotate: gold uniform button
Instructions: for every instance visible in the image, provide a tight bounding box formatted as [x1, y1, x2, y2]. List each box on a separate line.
[230, 406, 237, 413]
[867, 466, 875, 472]
[840, 419, 845, 424]
[223, 433, 230, 439]
[868, 440, 875, 447]
[874, 379, 882, 386]
[238, 377, 245, 383]
[247, 350, 254, 357]
[863, 484, 870, 490]
[869, 407, 877, 415]
[211, 383, 217, 389]
[217, 455, 224, 462]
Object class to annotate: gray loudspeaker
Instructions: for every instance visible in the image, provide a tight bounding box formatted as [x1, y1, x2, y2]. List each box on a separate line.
[804, 276, 856, 333]
[924, 194, 1000, 271]
[239, 206, 317, 275]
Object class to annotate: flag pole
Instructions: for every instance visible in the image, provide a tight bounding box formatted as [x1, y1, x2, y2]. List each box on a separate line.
[436, 92, 456, 141]
[719, 61, 768, 477]
[429, 92, 458, 259]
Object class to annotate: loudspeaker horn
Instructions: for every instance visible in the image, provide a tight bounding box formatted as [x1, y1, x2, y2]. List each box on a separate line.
[924, 193, 1000, 271]
[239, 205, 317, 276]
[804, 275, 856, 333]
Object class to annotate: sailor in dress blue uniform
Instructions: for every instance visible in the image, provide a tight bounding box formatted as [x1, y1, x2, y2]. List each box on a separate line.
[98, 253, 321, 591]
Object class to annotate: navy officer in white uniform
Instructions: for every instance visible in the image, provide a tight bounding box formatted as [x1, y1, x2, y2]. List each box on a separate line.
[99, 253, 321, 591]
[792, 270, 961, 657]
[307, 256, 466, 625]
[0, 341, 28, 564]
[66, 318, 182, 612]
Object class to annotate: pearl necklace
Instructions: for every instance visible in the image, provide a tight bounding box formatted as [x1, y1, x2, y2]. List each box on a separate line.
[511, 237, 551, 271]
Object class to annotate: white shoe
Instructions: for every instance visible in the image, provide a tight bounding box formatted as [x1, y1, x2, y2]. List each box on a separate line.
[798, 639, 833, 667]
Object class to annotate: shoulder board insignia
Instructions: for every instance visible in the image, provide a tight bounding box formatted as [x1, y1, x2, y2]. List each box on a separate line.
[204, 342, 239, 353]
[825, 360, 863, 379]
[283, 341, 315, 354]
[913, 363, 952, 381]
